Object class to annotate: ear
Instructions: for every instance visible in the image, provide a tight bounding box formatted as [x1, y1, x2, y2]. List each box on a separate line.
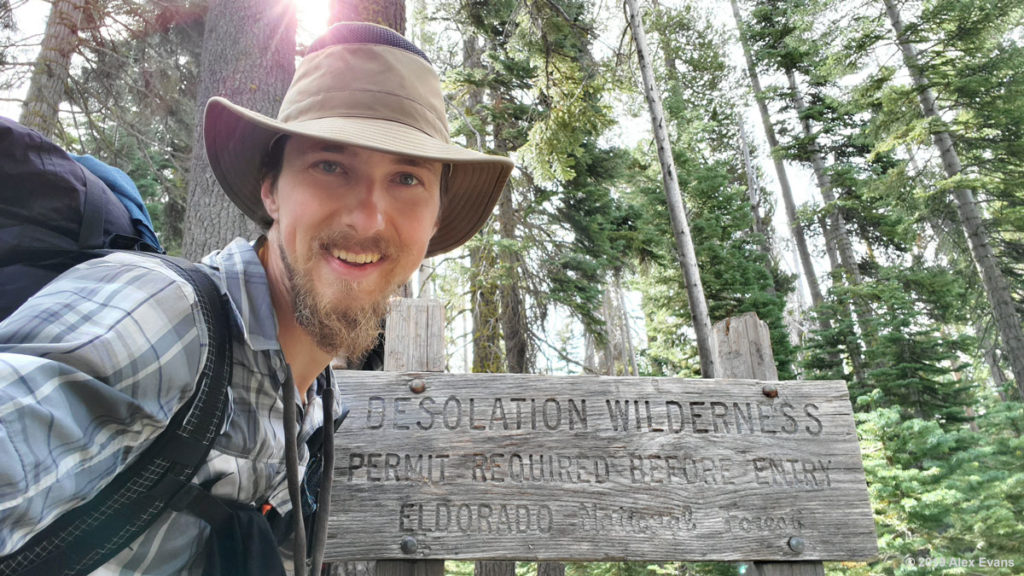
[260, 178, 279, 220]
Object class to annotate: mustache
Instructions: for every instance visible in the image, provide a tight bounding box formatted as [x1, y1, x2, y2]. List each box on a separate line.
[316, 229, 393, 257]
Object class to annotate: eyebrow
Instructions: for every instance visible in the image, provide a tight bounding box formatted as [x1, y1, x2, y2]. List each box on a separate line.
[315, 144, 436, 169]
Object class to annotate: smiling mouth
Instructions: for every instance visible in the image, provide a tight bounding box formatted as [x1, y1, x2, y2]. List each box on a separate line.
[331, 248, 382, 266]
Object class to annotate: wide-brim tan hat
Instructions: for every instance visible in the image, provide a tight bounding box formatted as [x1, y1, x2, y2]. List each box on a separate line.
[204, 23, 513, 257]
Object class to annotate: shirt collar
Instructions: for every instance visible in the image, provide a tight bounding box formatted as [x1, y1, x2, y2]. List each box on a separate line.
[199, 237, 281, 351]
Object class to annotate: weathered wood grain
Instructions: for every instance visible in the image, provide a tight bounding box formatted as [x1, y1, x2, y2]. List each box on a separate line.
[375, 298, 445, 576]
[383, 298, 445, 373]
[713, 314, 835, 574]
[712, 313, 778, 381]
[325, 372, 876, 562]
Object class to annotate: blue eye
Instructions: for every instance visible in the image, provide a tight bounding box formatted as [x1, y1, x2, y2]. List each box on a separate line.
[317, 161, 342, 174]
[398, 173, 420, 186]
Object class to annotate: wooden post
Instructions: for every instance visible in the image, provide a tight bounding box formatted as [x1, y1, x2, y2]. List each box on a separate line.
[376, 298, 445, 576]
[712, 312, 824, 576]
[711, 312, 778, 381]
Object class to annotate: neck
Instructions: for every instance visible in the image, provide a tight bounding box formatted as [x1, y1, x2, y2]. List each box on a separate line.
[258, 237, 332, 399]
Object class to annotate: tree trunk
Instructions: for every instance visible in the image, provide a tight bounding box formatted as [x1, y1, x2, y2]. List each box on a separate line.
[19, 0, 89, 138]
[497, 185, 528, 374]
[494, 128, 528, 374]
[625, 0, 715, 378]
[475, 561, 515, 576]
[787, 69, 868, 383]
[786, 70, 862, 287]
[883, 0, 1024, 399]
[615, 272, 639, 376]
[329, 0, 405, 32]
[977, 320, 1010, 401]
[601, 288, 616, 375]
[583, 332, 599, 374]
[818, 215, 839, 273]
[182, 0, 296, 259]
[460, 34, 504, 375]
[729, 0, 827, 318]
[469, 236, 503, 374]
[737, 120, 776, 283]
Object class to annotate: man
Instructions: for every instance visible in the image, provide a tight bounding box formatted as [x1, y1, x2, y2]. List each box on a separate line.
[0, 23, 513, 575]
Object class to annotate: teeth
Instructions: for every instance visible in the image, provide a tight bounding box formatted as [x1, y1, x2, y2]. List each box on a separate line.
[332, 249, 381, 265]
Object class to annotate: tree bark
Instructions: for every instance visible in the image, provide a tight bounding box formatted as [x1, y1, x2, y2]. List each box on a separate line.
[329, 0, 405, 32]
[737, 121, 773, 262]
[786, 70, 862, 287]
[787, 69, 868, 383]
[461, 34, 504, 375]
[615, 272, 639, 376]
[497, 187, 528, 373]
[626, 0, 715, 378]
[19, 0, 89, 138]
[883, 0, 1024, 399]
[475, 561, 515, 576]
[729, 0, 827, 318]
[601, 288, 616, 375]
[182, 0, 296, 259]
[494, 129, 528, 374]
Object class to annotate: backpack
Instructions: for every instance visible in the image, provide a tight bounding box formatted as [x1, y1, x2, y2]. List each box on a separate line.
[0, 117, 234, 575]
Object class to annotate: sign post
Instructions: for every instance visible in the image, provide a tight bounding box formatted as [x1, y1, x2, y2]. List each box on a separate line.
[325, 372, 876, 562]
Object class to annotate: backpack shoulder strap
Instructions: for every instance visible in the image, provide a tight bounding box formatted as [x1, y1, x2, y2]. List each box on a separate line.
[0, 255, 234, 576]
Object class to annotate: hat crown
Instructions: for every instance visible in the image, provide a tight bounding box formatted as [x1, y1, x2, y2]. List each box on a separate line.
[277, 26, 449, 143]
[203, 23, 513, 257]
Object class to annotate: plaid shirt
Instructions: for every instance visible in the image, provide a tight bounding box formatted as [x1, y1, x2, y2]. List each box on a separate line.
[0, 238, 343, 574]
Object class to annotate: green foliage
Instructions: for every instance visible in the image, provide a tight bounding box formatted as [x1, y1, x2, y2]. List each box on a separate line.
[565, 561, 739, 576]
[629, 0, 796, 379]
[856, 399, 1024, 575]
[546, 144, 644, 341]
[737, 2, 1024, 569]
[63, 1, 204, 254]
[857, 266, 976, 424]
[433, 0, 644, 372]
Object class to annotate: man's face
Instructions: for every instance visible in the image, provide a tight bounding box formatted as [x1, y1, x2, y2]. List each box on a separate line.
[261, 135, 442, 356]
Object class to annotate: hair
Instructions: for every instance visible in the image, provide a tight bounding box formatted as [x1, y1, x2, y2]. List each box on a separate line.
[438, 164, 449, 219]
[259, 134, 290, 188]
[256, 135, 290, 231]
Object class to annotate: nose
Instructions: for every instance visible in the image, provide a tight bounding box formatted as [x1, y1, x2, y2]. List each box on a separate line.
[343, 178, 386, 236]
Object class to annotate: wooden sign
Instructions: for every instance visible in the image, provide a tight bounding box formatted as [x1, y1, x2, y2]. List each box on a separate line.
[325, 372, 877, 562]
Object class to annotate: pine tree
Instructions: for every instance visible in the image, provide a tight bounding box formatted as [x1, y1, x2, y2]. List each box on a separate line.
[625, 0, 715, 377]
[435, 0, 634, 380]
[629, 1, 796, 379]
[882, 0, 1024, 398]
[66, 1, 204, 254]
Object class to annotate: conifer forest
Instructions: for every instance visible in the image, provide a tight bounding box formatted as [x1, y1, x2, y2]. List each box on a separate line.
[1, 0, 1022, 574]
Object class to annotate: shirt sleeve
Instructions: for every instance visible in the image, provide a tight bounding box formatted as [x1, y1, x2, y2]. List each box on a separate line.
[0, 254, 207, 556]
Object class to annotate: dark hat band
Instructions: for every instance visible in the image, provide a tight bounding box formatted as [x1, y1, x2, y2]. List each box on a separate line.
[306, 22, 431, 63]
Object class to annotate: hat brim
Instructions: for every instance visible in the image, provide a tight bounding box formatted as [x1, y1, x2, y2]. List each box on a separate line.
[204, 97, 514, 257]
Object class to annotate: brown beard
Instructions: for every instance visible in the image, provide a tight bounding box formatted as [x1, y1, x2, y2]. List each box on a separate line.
[278, 239, 393, 360]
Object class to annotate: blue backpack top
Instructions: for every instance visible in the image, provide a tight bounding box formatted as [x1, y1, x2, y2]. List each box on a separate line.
[0, 116, 164, 320]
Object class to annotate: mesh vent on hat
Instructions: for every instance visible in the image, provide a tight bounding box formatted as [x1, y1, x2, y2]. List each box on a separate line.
[306, 22, 431, 63]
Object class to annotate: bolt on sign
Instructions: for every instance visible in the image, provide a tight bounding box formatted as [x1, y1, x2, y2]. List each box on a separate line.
[325, 373, 877, 562]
